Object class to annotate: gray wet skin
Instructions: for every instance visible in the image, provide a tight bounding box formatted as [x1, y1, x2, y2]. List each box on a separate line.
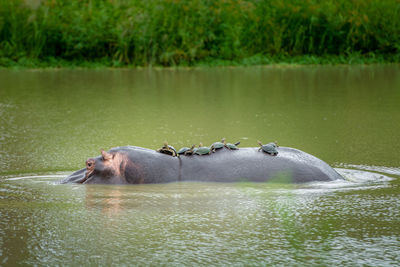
[60, 146, 344, 184]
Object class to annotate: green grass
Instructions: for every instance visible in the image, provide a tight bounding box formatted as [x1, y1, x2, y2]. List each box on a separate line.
[1, 0, 399, 68]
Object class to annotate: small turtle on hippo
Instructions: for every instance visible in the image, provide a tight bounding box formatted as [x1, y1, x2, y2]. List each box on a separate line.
[178, 145, 196, 156]
[195, 143, 214, 155]
[224, 139, 240, 150]
[257, 140, 279, 156]
[156, 142, 177, 157]
[212, 138, 226, 151]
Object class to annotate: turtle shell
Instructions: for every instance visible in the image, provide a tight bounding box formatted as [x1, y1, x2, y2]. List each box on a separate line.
[261, 143, 278, 155]
[157, 144, 177, 156]
[212, 142, 224, 149]
[177, 147, 191, 155]
[225, 143, 239, 150]
[158, 148, 175, 156]
[167, 145, 177, 153]
[196, 146, 211, 155]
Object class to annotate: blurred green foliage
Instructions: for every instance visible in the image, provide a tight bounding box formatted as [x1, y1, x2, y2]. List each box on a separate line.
[0, 0, 399, 67]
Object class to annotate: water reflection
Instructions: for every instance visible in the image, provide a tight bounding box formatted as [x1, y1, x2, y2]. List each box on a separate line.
[85, 186, 127, 216]
[0, 168, 399, 266]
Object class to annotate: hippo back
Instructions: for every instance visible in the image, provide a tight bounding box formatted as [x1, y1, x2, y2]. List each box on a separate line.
[179, 147, 342, 183]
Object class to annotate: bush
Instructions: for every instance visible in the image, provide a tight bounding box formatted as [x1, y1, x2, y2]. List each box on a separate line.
[0, 0, 399, 66]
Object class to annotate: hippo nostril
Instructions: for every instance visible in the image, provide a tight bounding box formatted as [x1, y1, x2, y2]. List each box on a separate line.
[87, 162, 92, 167]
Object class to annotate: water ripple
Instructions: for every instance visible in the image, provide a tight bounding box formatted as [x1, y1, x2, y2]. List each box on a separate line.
[1, 166, 399, 266]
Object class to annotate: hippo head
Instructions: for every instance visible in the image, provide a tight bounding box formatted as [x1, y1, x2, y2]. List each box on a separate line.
[76, 150, 126, 184]
[63, 149, 144, 184]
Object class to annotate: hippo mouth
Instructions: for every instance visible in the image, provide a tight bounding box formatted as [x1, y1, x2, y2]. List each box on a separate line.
[78, 171, 93, 184]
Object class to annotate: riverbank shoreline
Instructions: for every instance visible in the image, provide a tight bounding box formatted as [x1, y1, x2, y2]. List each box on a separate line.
[1, 54, 399, 69]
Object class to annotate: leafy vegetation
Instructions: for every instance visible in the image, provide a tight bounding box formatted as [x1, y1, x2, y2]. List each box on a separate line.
[0, 0, 399, 67]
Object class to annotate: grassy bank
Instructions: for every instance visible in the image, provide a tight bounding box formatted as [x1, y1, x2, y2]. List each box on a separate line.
[1, 0, 399, 67]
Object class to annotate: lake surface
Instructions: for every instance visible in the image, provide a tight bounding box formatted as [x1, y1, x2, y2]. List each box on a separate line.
[1, 65, 400, 266]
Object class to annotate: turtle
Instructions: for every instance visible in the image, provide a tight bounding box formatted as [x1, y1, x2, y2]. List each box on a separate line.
[195, 143, 214, 155]
[257, 140, 278, 156]
[224, 139, 240, 150]
[177, 144, 196, 156]
[156, 142, 177, 157]
[211, 138, 226, 152]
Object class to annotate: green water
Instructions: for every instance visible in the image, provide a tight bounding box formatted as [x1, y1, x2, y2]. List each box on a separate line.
[1, 65, 400, 266]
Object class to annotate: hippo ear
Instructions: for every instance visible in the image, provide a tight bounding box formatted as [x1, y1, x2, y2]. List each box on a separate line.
[101, 149, 113, 161]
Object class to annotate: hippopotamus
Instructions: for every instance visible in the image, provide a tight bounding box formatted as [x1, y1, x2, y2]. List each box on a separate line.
[60, 146, 344, 184]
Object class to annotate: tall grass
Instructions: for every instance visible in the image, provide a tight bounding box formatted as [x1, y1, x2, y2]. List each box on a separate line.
[0, 0, 399, 67]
